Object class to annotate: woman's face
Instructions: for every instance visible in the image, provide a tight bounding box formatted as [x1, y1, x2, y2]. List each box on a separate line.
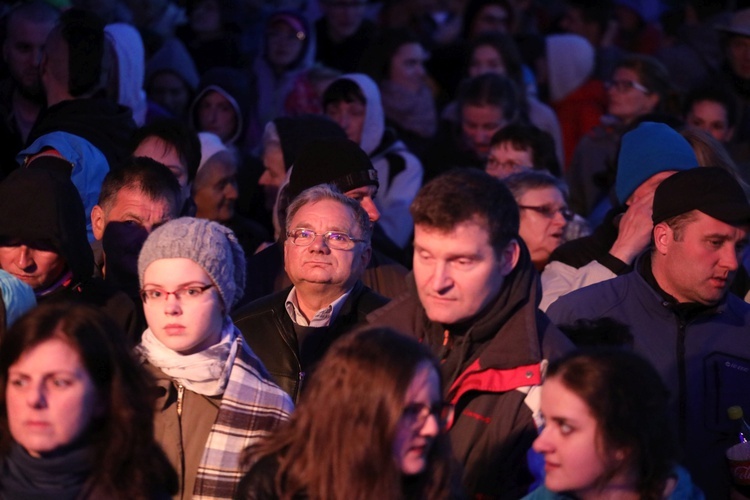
[393, 362, 441, 476]
[197, 90, 238, 144]
[193, 152, 239, 223]
[148, 71, 191, 119]
[470, 5, 510, 38]
[142, 258, 224, 355]
[6, 337, 101, 457]
[517, 187, 568, 268]
[266, 21, 305, 70]
[532, 377, 616, 496]
[325, 99, 366, 145]
[389, 42, 428, 93]
[468, 44, 505, 78]
[606, 67, 659, 124]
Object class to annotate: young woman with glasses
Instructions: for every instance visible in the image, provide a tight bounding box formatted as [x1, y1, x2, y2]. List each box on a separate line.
[136, 217, 293, 499]
[237, 326, 463, 500]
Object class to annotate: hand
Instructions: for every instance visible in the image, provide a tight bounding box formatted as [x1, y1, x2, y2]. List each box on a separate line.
[609, 194, 654, 265]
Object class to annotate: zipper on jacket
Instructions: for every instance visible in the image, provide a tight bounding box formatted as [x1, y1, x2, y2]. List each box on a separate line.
[176, 383, 185, 418]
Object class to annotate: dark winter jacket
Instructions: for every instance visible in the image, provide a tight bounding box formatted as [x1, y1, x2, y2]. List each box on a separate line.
[368, 245, 573, 498]
[233, 280, 389, 402]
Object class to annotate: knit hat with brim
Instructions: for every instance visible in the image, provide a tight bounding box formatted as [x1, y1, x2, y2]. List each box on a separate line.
[138, 217, 245, 308]
[287, 138, 378, 200]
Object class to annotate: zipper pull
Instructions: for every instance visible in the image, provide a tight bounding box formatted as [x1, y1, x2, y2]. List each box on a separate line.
[176, 383, 184, 417]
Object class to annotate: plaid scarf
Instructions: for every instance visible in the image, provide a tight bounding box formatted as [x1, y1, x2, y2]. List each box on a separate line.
[192, 329, 294, 499]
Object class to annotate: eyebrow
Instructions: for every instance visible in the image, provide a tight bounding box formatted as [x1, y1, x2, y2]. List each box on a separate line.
[293, 222, 352, 233]
[141, 280, 210, 288]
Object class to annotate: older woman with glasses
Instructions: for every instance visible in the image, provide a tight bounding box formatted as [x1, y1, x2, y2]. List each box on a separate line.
[136, 217, 293, 499]
[504, 171, 573, 271]
[236, 326, 463, 500]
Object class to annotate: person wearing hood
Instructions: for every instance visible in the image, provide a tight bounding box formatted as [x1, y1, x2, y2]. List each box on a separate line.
[175, 0, 241, 75]
[190, 66, 266, 225]
[195, 132, 269, 264]
[252, 11, 316, 129]
[0, 167, 141, 344]
[18, 9, 136, 241]
[323, 73, 423, 254]
[367, 168, 573, 498]
[104, 23, 148, 126]
[145, 38, 200, 122]
[541, 33, 606, 167]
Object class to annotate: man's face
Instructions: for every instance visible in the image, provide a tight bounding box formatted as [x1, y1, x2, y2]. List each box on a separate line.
[343, 185, 379, 222]
[654, 211, 748, 305]
[91, 186, 175, 241]
[284, 198, 371, 301]
[728, 36, 750, 80]
[320, 0, 368, 41]
[626, 170, 677, 207]
[133, 136, 190, 191]
[686, 100, 734, 143]
[461, 104, 505, 158]
[413, 220, 518, 325]
[3, 18, 55, 98]
[325, 99, 366, 145]
[0, 239, 66, 290]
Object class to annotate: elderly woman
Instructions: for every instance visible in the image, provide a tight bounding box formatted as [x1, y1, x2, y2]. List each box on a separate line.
[237, 326, 463, 499]
[136, 217, 293, 499]
[504, 171, 572, 271]
[0, 301, 177, 498]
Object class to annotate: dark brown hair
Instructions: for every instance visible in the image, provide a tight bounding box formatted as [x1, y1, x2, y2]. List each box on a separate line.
[239, 327, 460, 500]
[0, 302, 177, 498]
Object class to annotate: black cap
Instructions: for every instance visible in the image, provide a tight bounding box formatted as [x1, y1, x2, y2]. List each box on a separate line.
[287, 138, 378, 200]
[652, 167, 750, 225]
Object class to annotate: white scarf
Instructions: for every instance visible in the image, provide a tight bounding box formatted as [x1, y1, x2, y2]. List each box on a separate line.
[137, 318, 239, 396]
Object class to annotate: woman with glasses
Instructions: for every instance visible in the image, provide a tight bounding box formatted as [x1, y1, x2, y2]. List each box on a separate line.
[237, 326, 463, 500]
[136, 217, 293, 499]
[566, 54, 671, 218]
[504, 171, 574, 271]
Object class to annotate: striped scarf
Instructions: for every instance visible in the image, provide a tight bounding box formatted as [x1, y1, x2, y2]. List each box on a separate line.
[192, 329, 294, 499]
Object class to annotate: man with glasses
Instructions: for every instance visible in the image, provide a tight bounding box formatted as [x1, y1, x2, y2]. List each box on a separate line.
[368, 168, 573, 498]
[233, 185, 388, 402]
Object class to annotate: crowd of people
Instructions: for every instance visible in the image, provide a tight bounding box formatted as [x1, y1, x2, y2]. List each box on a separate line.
[0, 0, 748, 498]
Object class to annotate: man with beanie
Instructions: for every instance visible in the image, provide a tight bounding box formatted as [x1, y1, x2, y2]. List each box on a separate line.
[233, 185, 388, 402]
[547, 167, 750, 497]
[0, 167, 140, 342]
[240, 138, 408, 307]
[539, 122, 698, 310]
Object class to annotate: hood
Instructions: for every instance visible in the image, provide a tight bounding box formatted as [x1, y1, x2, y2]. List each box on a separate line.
[0, 168, 94, 284]
[26, 97, 136, 170]
[145, 37, 199, 91]
[546, 34, 594, 102]
[189, 67, 251, 146]
[105, 23, 147, 126]
[336, 73, 385, 155]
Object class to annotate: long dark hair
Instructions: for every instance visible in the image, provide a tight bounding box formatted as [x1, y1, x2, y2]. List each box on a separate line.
[0, 302, 177, 498]
[239, 327, 461, 500]
[546, 349, 677, 499]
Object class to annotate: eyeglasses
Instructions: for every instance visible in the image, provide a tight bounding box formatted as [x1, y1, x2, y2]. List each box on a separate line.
[604, 79, 650, 94]
[402, 402, 455, 430]
[286, 228, 366, 250]
[519, 204, 574, 221]
[140, 284, 214, 303]
[486, 158, 528, 176]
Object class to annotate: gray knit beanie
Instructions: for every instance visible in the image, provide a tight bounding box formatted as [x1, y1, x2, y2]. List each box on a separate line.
[138, 217, 246, 308]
